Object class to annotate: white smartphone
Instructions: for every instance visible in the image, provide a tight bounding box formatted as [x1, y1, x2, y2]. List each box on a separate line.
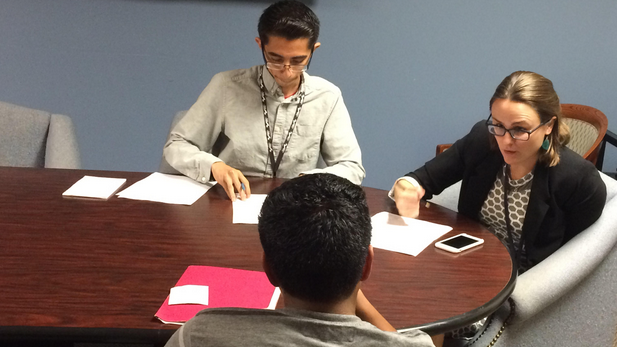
[434, 233, 484, 253]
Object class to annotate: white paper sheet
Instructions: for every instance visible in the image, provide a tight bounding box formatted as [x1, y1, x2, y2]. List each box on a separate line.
[232, 194, 268, 224]
[267, 287, 281, 310]
[370, 211, 453, 256]
[116, 172, 215, 205]
[169, 285, 209, 306]
[62, 176, 127, 200]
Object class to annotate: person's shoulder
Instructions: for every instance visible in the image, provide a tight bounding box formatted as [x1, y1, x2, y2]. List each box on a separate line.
[469, 119, 488, 134]
[177, 308, 290, 346]
[396, 329, 436, 347]
[194, 307, 281, 320]
[453, 119, 494, 155]
[365, 327, 435, 347]
[189, 308, 434, 346]
[183, 308, 282, 332]
[210, 66, 260, 85]
[304, 73, 342, 96]
[548, 146, 605, 190]
[454, 119, 491, 143]
[280, 309, 434, 347]
[553, 146, 599, 175]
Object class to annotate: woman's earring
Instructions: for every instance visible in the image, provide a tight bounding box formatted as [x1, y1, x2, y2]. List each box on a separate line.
[542, 136, 550, 150]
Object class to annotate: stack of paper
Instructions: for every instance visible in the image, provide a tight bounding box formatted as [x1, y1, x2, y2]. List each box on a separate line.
[117, 172, 215, 205]
[62, 176, 127, 200]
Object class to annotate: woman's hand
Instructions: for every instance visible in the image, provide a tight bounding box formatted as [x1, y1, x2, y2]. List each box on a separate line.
[393, 179, 425, 218]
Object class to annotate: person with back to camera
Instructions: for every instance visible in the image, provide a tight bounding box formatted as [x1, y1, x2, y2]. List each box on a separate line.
[163, 1, 365, 201]
[390, 71, 606, 343]
[164, 173, 435, 347]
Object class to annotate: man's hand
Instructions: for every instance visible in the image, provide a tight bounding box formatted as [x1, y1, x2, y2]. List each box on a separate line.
[393, 179, 425, 218]
[211, 162, 251, 201]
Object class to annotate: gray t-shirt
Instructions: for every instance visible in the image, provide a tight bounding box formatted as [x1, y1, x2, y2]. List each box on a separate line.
[165, 307, 434, 347]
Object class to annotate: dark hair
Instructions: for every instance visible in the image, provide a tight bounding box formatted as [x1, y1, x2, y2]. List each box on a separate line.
[258, 1, 320, 48]
[490, 71, 570, 166]
[258, 173, 371, 303]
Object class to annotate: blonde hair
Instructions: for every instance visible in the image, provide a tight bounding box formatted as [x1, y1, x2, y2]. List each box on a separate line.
[490, 71, 570, 167]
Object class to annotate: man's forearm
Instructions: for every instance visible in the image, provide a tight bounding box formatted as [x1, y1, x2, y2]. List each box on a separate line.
[355, 289, 396, 332]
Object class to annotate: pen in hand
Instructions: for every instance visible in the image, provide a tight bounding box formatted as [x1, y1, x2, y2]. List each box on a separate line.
[236, 182, 248, 201]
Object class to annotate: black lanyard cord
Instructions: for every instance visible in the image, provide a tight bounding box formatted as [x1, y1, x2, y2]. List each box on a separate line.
[502, 165, 524, 270]
[258, 66, 305, 177]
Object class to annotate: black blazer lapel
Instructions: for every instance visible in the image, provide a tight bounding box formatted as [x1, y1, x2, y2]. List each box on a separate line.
[522, 164, 550, 250]
[459, 153, 503, 219]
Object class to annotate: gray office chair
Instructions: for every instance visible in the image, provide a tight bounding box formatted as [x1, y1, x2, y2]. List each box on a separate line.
[429, 172, 617, 347]
[0, 101, 81, 169]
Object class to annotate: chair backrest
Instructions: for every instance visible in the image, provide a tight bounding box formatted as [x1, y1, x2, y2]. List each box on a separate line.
[0, 101, 80, 169]
[435, 144, 452, 156]
[560, 103, 608, 165]
[158, 110, 188, 174]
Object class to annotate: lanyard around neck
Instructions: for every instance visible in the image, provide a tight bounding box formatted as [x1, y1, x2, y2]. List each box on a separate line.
[501, 164, 524, 269]
[258, 66, 306, 177]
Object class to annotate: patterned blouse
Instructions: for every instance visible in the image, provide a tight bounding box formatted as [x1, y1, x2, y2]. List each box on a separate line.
[479, 164, 534, 272]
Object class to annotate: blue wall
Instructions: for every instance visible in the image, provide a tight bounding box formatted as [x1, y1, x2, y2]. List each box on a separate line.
[1, 0, 616, 189]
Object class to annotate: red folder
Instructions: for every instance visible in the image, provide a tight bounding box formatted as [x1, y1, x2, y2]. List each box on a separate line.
[155, 265, 278, 324]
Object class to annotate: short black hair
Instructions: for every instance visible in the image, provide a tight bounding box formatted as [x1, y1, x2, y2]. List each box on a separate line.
[258, 173, 372, 303]
[258, 1, 320, 48]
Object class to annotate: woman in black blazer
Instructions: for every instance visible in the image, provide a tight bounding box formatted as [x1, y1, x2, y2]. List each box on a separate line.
[392, 71, 606, 271]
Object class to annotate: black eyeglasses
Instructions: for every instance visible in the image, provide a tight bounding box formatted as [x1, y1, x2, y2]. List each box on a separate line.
[261, 48, 314, 72]
[486, 114, 553, 141]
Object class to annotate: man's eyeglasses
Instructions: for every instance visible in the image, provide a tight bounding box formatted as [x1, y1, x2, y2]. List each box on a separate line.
[262, 48, 313, 73]
[486, 114, 553, 141]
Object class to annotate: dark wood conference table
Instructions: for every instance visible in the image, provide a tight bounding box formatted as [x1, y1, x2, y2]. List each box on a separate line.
[0, 167, 515, 345]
